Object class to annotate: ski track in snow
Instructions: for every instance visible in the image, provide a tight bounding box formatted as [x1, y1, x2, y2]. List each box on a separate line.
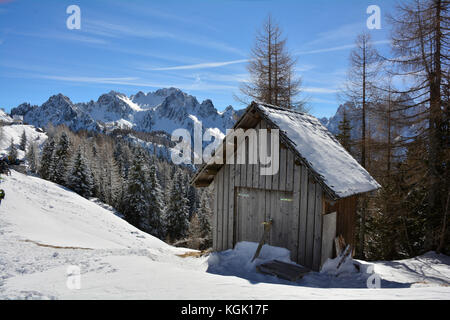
[0, 171, 449, 299]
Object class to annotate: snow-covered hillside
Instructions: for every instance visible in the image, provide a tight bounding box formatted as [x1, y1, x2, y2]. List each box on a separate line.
[0, 109, 13, 124]
[0, 171, 449, 299]
[0, 124, 47, 159]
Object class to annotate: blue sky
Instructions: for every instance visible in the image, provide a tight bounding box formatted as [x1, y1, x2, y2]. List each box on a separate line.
[0, 0, 397, 118]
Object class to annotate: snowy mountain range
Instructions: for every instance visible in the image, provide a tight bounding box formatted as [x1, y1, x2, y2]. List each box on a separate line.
[10, 88, 243, 141]
[319, 95, 422, 144]
[7, 88, 422, 156]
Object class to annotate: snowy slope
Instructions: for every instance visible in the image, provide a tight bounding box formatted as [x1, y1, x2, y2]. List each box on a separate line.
[0, 124, 47, 160]
[0, 171, 171, 250]
[1, 171, 449, 299]
[0, 109, 13, 123]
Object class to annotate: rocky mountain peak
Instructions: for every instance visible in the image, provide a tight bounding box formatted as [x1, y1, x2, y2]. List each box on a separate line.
[10, 88, 240, 138]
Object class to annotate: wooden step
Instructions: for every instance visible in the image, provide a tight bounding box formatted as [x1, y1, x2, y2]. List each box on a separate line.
[256, 260, 310, 282]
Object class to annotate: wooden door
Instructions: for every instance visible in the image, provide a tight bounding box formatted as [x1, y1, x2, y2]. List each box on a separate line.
[235, 187, 266, 244]
[234, 187, 294, 248]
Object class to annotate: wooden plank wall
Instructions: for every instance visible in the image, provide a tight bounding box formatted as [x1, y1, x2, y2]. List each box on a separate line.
[324, 196, 357, 249]
[212, 119, 325, 271]
[321, 212, 337, 266]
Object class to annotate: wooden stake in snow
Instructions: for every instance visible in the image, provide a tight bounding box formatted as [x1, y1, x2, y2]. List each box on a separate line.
[251, 219, 273, 262]
[334, 235, 346, 256]
[333, 235, 356, 272]
[336, 244, 352, 270]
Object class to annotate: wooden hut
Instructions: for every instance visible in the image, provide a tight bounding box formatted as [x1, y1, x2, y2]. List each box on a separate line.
[192, 102, 380, 271]
[12, 115, 23, 125]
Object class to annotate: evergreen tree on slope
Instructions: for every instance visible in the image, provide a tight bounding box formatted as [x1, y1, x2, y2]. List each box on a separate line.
[164, 170, 190, 242]
[66, 147, 93, 198]
[7, 138, 18, 163]
[197, 190, 212, 239]
[336, 106, 352, 153]
[123, 149, 151, 229]
[26, 142, 39, 174]
[147, 163, 165, 238]
[102, 156, 122, 208]
[19, 130, 27, 151]
[39, 137, 55, 180]
[51, 132, 70, 185]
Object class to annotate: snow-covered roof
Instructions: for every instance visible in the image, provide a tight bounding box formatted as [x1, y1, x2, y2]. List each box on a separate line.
[192, 101, 380, 200]
[255, 102, 380, 199]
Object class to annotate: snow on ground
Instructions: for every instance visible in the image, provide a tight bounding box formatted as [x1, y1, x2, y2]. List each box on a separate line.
[0, 124, 47, 159]
[0, 110, 13, 123]
[0, 171, 449, 299]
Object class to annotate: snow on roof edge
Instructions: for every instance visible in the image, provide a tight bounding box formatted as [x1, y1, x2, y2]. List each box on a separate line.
[255, 102, 381, 199]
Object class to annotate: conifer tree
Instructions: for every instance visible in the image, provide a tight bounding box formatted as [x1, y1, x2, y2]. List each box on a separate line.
[39, 137, 55, 180]
[51, 132, 71, 185]
[196, 190, 212, 239]
[184, 174, 198, 219]
[102, 156, 122, 208]
[123, 149, 151, 229]
[66, 147, 93, 198]
[7, 138, 17, 163]
[164, 171, 190, 242]
[26, 142, 39, 173]
[336, 106, 352, 152]
[146, 163, 165, 238]
[86, 141, 100, 198]
[19, 130, 27, 151]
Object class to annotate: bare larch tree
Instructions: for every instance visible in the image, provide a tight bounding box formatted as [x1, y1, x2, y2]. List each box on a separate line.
[239, 15, 306, 111]
[343, 33, 382, 258]
[388, 0, 449, 252]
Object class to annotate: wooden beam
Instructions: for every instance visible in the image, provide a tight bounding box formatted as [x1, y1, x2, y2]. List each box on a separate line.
[194, 180, 213, 187]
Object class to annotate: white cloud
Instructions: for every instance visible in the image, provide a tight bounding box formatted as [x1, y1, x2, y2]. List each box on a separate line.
[83, 19, 244, 56]
[309, 97, 338, 105]
[38, 75, 139, 83]
[84, 20, 174, 40]
[110, 2, 219, 32]
[297, 40, 390, 55]
[12, 30, 108, 45]
[147, 59, 248, 71]
[17, 73, 236, 92]
[308, 22, 364, 46]
[297, 44, 356, 55]
[303, 87, 339, 94]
